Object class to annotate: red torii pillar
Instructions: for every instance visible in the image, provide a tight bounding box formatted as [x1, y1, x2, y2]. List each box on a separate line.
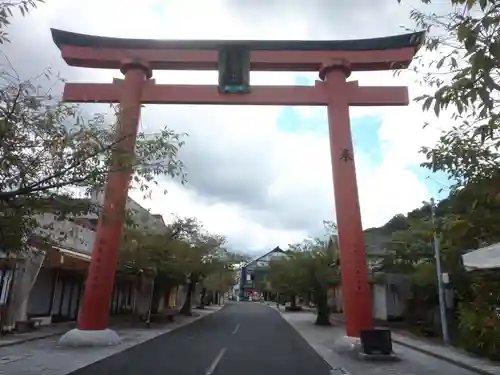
[52, 29, 423, 346]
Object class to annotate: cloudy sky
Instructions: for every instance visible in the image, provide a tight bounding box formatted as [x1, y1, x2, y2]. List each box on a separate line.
[5, 0, 456, 256]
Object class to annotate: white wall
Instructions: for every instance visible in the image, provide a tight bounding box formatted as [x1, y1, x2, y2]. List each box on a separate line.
[331, 284, 391, 320]
[34, 213, 95, 255]
[386, 288, 405, 318]
[88, 191, 166, 233]
[372, 284, 388, 320]
[34, 194, 166, 256]
[333, 285, 343, 312]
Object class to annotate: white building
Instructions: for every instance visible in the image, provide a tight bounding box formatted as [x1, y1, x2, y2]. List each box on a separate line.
[0, 195, 166, 332]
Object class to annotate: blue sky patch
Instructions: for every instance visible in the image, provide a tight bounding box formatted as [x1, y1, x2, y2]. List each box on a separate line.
[277, 74, 384, 164]
[276, 107, 384, 166]
[150, 1, 165, 13]
[294, 75, 316, 86]
[351, 116, 383, 166]
[276, 106, 327, 134]
[407, 166, 453, 199]
[277, 73, 454, 201]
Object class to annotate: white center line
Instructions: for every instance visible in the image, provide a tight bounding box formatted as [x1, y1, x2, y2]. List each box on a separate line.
[206, 347, 226, 375]
[232, 323, 240, 335]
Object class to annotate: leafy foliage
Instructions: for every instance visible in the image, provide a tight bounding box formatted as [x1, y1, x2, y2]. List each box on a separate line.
[0, 0, 45, 44]
[457, 273, 500, 360]
[0, 5, 186, 253]
[369, 175, 500, 357]
[399, 0, 500, 188]
[387, 3, 500, 354]
[118, 216, 242, 313]
[0, 77, 186, 201]
[268, 234, 340, 325]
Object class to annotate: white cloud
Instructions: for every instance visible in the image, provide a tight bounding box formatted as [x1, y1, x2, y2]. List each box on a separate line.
[5, 0, 458, 255]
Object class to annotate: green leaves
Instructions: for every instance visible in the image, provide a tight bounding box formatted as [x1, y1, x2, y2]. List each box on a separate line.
[0, 0, 189, 253]
[0, 57, 185, 252]
[268, 237, 340, 298]
[0, 0, 45, 44]
[118, 216, 236, 290]
[409, 1, 500, 189]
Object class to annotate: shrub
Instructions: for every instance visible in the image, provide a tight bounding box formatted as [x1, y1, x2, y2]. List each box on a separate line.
[457, 304, 500, 359]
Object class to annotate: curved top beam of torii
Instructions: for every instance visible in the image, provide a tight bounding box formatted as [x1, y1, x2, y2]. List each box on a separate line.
[50, 28, 425, 72]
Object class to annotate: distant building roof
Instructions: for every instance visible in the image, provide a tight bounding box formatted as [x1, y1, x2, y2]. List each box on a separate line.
[462, 243, 500, 271]
[244, 246, 285, 268]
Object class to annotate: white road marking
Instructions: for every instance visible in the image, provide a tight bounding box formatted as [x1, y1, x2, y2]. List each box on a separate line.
[232, 324, 240, 334]
[330, 368, 351, 375]
[206, 347, 226, 375]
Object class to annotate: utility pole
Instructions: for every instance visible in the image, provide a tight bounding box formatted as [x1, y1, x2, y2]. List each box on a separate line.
[430, 198, 450, 345]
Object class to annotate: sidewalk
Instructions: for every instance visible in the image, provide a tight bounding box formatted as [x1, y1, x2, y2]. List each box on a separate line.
[0, 306, 224, 375]
[0, 322, 75, 348]
[0, 304, 226, 348]
[329, 313, 499, 375]
[269, 305, 500, 375]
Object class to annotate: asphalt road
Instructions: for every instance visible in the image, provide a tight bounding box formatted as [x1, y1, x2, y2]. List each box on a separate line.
[68, 302, 333, 375]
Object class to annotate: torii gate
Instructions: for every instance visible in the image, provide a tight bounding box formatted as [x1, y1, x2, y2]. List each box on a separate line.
[51, 28, 423, 346]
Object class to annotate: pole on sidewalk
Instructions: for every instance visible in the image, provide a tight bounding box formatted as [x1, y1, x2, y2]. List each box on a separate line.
[430, 198, 450, 345]
[146, 278, 155, 328]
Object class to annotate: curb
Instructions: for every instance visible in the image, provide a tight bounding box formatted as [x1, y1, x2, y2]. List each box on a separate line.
[0, 306, 226, 350]
[391, 338, 495, 375]
[0, 331, 65, 348]
[328, 317, 495, 375]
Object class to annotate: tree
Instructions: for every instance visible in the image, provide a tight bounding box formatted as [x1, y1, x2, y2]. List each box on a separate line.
[0, 49, 186, 253]
[118, 215, 247, 316]
[119, 216, 201, 313]
[382, 217, 435, 275]
[0, 0, 187, 254]
[178, 231, 227, 314]
[203, 259, 236, 304]
[0, 1, 45, 44]
[399, 1, 500, 189]
[269, 254, 302, 306]
[269, 235, 340, 326]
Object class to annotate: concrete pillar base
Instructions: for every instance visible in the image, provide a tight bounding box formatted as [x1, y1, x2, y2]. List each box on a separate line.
[332, 334, 400, 362]
[331, 335, 361, 353]
[58, 328, 122, 347]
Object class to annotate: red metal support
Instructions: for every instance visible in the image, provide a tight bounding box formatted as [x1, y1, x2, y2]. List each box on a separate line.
[77, 60, 152, 331]
[320, 59, 373, 337]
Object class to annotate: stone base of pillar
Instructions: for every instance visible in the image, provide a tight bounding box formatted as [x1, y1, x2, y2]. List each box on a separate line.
[58, 328, 122, 347]
[357, 350, 399, 362]
[331, 334, 399, 362]
[331, 335, 362, 353]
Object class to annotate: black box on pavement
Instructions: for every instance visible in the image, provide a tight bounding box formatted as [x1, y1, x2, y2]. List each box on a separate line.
[360, 329, 393, 355]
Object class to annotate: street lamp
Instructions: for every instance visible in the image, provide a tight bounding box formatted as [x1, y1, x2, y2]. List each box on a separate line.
[427, 198, 451, 345]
